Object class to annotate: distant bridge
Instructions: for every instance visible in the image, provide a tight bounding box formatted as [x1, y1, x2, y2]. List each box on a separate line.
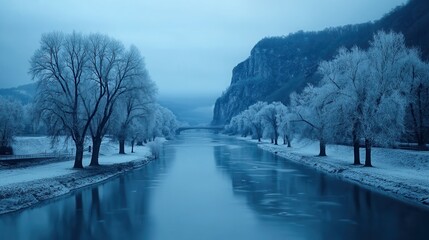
[175, 126, 224, 135]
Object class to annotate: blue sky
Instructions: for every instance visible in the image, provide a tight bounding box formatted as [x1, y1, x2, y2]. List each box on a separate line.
[0, 0, 406, 97]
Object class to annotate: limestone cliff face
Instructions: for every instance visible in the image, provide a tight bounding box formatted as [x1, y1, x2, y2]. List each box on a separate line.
[212, 29, 361, 125]
[212, 0, 429, 125]
[213, 36, 310, 124]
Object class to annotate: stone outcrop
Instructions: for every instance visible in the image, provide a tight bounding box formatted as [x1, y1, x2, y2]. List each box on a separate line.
[213, 0, 429, 125]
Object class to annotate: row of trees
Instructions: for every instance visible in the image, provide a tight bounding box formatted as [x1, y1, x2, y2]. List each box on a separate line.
[112, 103, 178, 154]
[225, 101, 292, 147]
[225, 31, 429, 167]
[0, 96, 178, 156]
[0, 97, 24, 154]
[28, 31, 177, 168]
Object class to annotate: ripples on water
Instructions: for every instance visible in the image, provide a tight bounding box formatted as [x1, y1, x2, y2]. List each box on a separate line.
[1, 131, 429, 240]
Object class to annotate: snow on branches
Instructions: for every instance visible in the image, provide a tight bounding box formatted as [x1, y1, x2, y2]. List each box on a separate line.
[226, 31, 429, 166]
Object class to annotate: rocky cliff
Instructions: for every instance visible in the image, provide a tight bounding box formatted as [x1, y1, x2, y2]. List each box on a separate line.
[213, 0, 429, 125]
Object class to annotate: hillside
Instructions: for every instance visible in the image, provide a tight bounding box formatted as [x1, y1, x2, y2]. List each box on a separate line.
[0, 83, 37, 104]
[213, 0, 429, 125]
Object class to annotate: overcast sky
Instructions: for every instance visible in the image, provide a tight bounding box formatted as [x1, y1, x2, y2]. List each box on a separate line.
[0, 0, 406, 97]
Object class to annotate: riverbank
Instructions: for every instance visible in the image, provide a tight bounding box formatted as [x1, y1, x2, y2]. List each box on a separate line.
[0, 137, 158, 215]
[237, 137, 429, 210]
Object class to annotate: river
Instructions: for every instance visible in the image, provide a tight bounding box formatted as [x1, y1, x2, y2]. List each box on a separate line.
[1, 131, 429, 240]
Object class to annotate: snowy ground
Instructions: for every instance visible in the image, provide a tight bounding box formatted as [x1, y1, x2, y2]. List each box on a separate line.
[0, 136, 157, 215]
[237, 136, 429, 209]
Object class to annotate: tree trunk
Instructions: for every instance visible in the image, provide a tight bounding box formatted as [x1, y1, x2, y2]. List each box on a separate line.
[352, 127, 361, 165]
[119, 139, 125, 154]
[319, 139, 327, 156]
[271, 138, 274, 144]
[286, 135, 291, 148]
[131, 139, 135, 153]
[258, 138, 261, 142]
[274, 132, 278, 145]
[73, 143, 84, 169]
[416, 83, 427, 151]
[283, 136, 286, 145]
[90, 137, 102, 166]
[364, 138, 372, 167]
[417, 140, 428, 151]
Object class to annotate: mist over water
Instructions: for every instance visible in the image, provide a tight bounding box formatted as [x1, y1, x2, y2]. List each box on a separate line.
[158, 95, 217, 125]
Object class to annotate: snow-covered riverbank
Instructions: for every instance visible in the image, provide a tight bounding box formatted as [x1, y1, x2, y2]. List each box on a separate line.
[238, 137, 429, 209]
[0, 137, 158, 215]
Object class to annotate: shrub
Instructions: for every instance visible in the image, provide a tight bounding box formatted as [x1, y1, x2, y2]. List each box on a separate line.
[148, 139, 162, 159]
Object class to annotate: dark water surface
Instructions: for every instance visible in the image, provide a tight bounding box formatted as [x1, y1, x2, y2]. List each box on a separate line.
[1, 131, 429, 240]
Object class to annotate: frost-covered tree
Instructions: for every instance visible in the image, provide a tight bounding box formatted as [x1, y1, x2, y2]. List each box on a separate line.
[157, 105, 178, 139]
[290, 84, 338, 156]
[150, 107, 164, 140]
[134, 113, 155, 144]
[224, 115, 240, 135]
[111, 83, 156, 155]
[237, 110, 253, 137]
[128, 120, 145, 153]
[318, 46, 370, 163]
[224, 111, 252, 137]
[30, 31, 155, 168]
[247, 102, 267, 142]
[145, 105, 178, 141]
[400, 49, 429, 150]
[87, 34, 154, 164]
[262, 123, 275, 144]
[18, 103, 42, 135]
[276, 103, 292, 147]
[30, 32, 98, 168]
[316, 31, 410, 166]
[0, 97, 23, 154]
[359, 31, 410, 166]
[259, 102, 285, 145]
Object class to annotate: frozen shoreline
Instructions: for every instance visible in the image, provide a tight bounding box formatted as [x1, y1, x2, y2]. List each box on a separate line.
[0, 136, 158, 215]
[237, 136, 429, 210]
[0, 158, 152, 215]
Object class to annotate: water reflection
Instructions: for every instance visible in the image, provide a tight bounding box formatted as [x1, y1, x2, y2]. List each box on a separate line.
[0, 150, 173, 240]
[0, 132, 428, 240]
[213, 142, 429, 240]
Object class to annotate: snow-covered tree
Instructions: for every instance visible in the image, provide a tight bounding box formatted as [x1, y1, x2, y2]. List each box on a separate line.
[224, 110, 252, 137]
[159, 106, 178, 139]
[262, 123, 276, 144]
[316, 31, 410, 166]
[87, 34, 154, 165]
[224, 115, 240, 135]
[111, 84, 156, 155]
[247, 102, 267, 142]
[30, 32, 97, 168]
[400, 49, 429, 150]
[276, 103, 292, 147]
[144, 104, 178, 141]
[290, 84, 338, 156]
[237, 110, 252, 137]
[134, 113, 156, 144]
[0, 97, 23, 154]
[317, 46, 370, 162]
[30, 31, 156, 168]
[259, 102, 286, 145]
[360, 31, 410, 166]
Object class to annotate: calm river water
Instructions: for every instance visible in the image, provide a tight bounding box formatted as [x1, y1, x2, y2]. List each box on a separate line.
[1, 131, 429, 240]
